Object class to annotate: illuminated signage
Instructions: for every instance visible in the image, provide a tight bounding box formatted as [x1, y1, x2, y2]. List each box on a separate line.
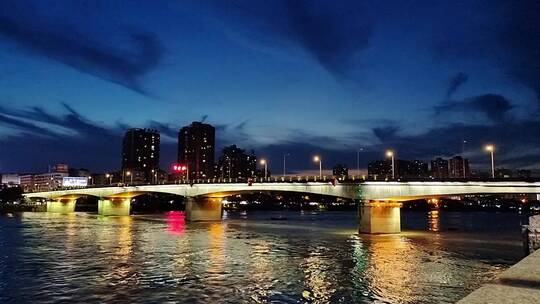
[62, 177, 88, 187]
[172, 164, 187, 172]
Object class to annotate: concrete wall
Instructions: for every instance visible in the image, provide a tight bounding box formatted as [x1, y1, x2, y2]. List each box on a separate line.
[46, 200, 76, 213]
[98, 199, 131, 216]
[358, 202, 401, 234]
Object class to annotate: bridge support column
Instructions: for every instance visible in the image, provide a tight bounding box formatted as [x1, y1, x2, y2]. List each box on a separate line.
[47, 199, 76, 213]
[358, 201, 401, 234]
[98, 198, 131, 216]
[185, 197, 222, 221]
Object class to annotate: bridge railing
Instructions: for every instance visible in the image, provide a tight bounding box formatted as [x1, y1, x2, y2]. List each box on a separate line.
[22, 175, 540, 193]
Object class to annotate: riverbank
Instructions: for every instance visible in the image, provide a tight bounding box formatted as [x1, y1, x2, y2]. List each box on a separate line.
[0, 203, 46, 213]
[458, 234, 540, 303]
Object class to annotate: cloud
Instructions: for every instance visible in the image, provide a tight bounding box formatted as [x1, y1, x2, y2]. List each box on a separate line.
[282, 0, 373, 76]
[373, 125, 400, 141]
[147, 120, 178, 139]
[435, 94, 513, 122]
[433, 1, 540, 106]
[446, 72, 468, 98]
[367, 116, 540, 169]
[498, 0, 540, 101]
[0, 14, 163, 95]
[206, 0, 373, 77]
[0, 104, 177, 172]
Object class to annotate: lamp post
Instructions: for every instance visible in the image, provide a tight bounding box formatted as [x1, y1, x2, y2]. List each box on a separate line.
[357, 148, 364, 176]
[386, 150, 395, 180]
[106, 173, 112, 185]
[260, 159, 268, 179]
[314, 155, 322, 178]
[126, 171, 132, 184]
[485, 144, 495, 178]
[283, 153, 290, 177]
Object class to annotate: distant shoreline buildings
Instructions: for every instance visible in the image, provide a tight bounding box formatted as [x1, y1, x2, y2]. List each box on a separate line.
[2, 120, 537, 191]
[368, 155, 471, 180]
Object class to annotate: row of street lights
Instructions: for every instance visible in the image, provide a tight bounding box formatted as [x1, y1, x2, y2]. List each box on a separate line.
[260, 155, 324, 178]
[260, 144, 497, 180]
[385, 144, 497, 179]
[101, 145, 497, 184]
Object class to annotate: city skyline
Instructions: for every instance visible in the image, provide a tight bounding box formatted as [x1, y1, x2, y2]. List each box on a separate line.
[1, 1, 540, 173]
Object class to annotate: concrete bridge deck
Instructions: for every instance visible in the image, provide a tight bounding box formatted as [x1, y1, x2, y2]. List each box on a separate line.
[23, 180, 540, 234]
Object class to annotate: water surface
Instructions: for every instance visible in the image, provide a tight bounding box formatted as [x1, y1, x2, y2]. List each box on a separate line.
[0, 211, 523, 303]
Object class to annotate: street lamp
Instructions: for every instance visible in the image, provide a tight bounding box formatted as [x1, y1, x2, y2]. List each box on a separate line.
[485, 144, 495, 178]
[126, 171, 132, 184]
[283, 153, 290, 177]
[260, 159, 268, 179]
[105, 173, 112, 185]
[314, 155, 322, 178]
[357, 148, 364, 176]
[386, 150, 395, 180]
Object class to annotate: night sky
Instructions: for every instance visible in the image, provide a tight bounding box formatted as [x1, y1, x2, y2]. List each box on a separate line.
[1, 0, 539, 174]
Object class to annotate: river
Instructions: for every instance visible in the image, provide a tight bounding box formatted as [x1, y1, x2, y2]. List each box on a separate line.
[0, 210, 524, 303]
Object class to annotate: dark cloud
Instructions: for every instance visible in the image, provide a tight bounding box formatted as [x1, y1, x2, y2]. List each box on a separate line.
[368, 118, 540, 169]
[498, 0, 540, 101]
[283, 0, 372, 76]
[0, 14, 162, 95]
[209, 0, 372, 77]
[0, 104, 175, 172]
[435, 94, 513, 122]
[446, 72, 468, 98]
[373, 125, 400, 141]
[434, 1, 540, 105]
[147, 120, 178, 139]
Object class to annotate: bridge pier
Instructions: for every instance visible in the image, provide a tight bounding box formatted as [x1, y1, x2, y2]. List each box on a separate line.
[47, 199, 77, 213]
[98, 198, 131, 216]
[358, 201, 401, 234]
[185, 197, 223, 221]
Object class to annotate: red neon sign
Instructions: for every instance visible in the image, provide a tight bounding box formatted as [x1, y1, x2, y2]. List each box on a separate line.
[172, 164, 187, 172]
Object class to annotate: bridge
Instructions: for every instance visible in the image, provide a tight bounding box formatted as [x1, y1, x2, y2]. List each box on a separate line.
[24, 181, 540, 234]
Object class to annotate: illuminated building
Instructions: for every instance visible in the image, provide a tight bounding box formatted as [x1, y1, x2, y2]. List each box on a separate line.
[1, 174, 20, 187]
[122, 128, 160, 183]
[368, 160, 392, 180]
[430, 157, 449, 179]
[215, 145, 256, 179]
[19, 164, 70, 192]
[332, 164, 348, 178]
[449, 156, 470, 178]
[399, 160, 429, 179]
[517, 169, 532, 179]
[178, 122, 215, 179]
[19, 174, 34, 192]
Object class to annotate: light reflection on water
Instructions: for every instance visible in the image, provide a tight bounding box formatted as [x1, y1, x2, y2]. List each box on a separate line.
[0, 211, 522, 303]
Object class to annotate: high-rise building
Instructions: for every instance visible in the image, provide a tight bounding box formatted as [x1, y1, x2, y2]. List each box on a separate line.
[332, 164, 349, 178]
[399, 160, 429, 179]
[215, 145, 256, 179]
[178, 122, 215, 179]
[449, 156, 470, 178]
[430, 157, 449, 179]
[368, 160, 392, 180]
[122, 128, 160, 183]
